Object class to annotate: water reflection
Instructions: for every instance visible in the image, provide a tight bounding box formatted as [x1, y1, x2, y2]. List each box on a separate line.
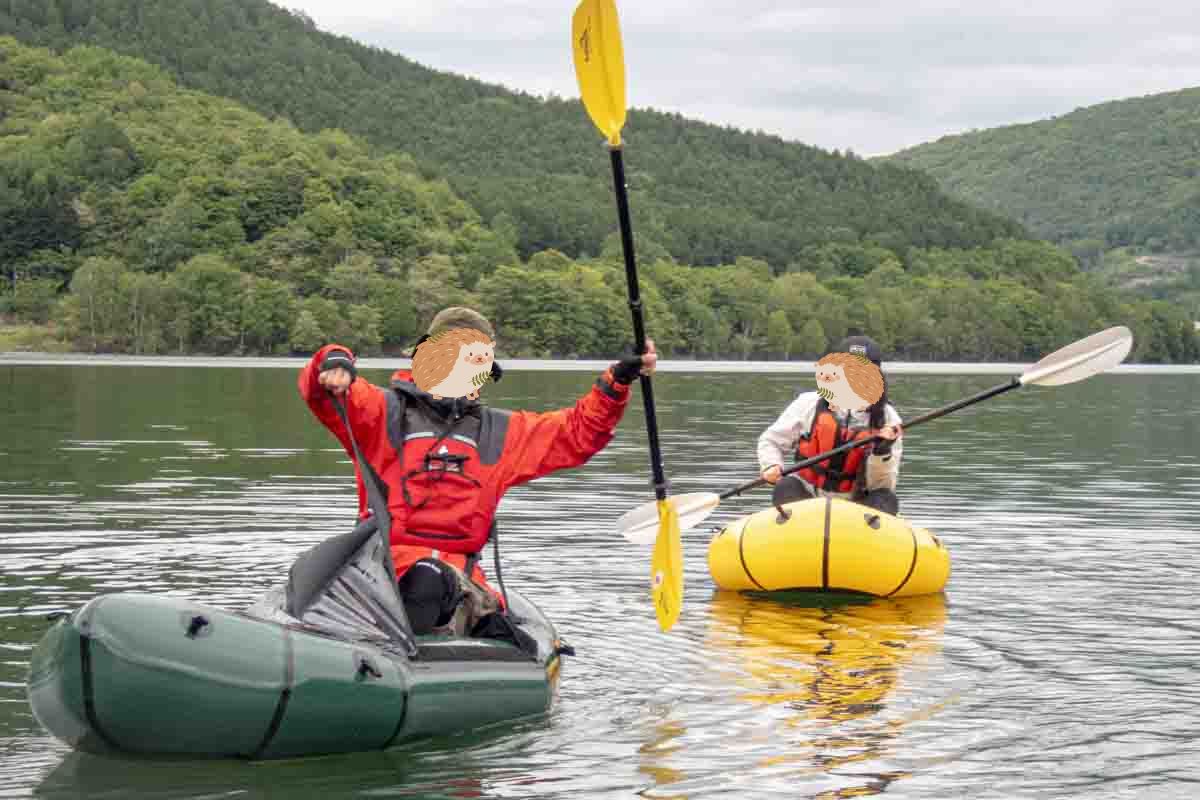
[31, 728, 525, 800]
[708, 591, 946, 710]
[697, 591, 948, 798]
[636, 720, 691, 800]
[4, 365, 1200, 799]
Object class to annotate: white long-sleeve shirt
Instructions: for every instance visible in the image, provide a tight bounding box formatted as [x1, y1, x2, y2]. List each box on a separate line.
[756, 391, 903, 496]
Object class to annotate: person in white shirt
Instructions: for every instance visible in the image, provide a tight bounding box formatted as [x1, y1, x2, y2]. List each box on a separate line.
[757, 336, 904, 515]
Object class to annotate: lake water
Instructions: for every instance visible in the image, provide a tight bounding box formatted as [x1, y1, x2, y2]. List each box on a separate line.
[1, 358, 1198, 799]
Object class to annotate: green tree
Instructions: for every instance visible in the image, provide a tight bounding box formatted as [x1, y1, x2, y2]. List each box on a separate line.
[126, 270, 170, 354]
[8, 277, 60, 323]
[242, 276, 296, 354]
[66, 256, 128, 352]
[365, 276, 418, 349]
[765, 310, 793, 359]
[324, 253, 376, 306]
[344, 303, 382, 354]
[167, 254, 246, 353]
[300, 295, 344, 347]
[289, 309, 325, 354]
[64, 115, 141, 185]
[407, 254, 472, 327]
[794, 319, 827, 359]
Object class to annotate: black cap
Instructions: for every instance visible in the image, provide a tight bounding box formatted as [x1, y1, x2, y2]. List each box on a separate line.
[831, 335, 883, 366]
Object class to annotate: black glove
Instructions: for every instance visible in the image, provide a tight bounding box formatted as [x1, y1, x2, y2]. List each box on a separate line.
[873, 437, 894, 458]
[611, 354, 646, 385]
[319, 349, 357, 381]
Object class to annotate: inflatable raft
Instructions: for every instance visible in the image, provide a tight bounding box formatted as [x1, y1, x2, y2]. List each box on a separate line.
[27, 521, 568, 760]
[707, 497, 950, 597]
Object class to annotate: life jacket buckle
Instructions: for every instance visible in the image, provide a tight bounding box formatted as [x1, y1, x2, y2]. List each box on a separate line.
[422, 451, 469, 474]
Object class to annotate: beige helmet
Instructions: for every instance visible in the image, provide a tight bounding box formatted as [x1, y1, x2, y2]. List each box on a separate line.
[426, 307, 495, 341]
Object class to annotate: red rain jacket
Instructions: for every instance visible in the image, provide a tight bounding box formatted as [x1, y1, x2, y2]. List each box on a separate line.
[300, 344, 632, 600]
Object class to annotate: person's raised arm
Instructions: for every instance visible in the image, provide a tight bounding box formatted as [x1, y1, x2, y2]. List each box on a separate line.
[298, 344, 387, 461]
[495, 341, 658, 490]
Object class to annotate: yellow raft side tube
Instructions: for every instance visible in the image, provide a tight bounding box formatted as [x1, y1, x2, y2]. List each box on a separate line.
[707, 497, 950, 597]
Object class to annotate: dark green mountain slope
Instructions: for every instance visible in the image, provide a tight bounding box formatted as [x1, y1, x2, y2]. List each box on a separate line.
[0, 0, 1026, 269]
[885, 87, 1200, 252]
[0, 38, 508, 354]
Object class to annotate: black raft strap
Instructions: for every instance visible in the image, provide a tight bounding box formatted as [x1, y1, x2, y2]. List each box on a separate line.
[489, 520, 514, 618]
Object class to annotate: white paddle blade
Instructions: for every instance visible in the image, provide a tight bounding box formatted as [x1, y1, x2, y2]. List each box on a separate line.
[1020, 325, 1133, 387]
[617, 492, 720, 544]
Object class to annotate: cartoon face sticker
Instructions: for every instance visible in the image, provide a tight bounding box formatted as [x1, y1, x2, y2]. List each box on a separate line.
[461, 341, 494, 368]
[814, 352, 883, 412]
[412, 327, 497, 400]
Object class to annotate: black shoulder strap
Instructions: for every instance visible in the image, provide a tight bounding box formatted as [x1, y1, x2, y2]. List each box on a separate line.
[331, 393, 391, 539]
[478, 408, 512, 465]
[385, 389, 409, 455]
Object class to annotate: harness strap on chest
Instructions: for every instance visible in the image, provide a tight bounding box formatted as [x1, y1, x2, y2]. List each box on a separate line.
[800, 401, 872, 488]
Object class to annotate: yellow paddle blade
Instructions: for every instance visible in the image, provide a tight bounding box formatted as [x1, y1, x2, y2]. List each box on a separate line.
[571, 0, 626, 146]
[650, 499, 683, 631]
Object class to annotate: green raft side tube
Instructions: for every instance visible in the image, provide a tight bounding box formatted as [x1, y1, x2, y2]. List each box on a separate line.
[27, 590, 560, 760]
[399, 587, 559, 742]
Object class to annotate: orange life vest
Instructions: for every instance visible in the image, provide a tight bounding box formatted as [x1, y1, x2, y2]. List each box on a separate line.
[796, 406, 875, 493]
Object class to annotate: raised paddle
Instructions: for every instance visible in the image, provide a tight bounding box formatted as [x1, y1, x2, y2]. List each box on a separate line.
[572, 0, 682, 631]
[616, 325, 1135, 543]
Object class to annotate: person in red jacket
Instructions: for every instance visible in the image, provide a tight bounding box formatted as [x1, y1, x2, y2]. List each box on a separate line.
[299, 306, 658, 636]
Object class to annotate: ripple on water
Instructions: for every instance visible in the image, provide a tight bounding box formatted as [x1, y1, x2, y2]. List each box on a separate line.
[2, 368, 1199, 798]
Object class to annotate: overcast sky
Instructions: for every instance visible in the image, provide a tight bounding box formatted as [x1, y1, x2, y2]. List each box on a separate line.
[280, 1, 1200, 156]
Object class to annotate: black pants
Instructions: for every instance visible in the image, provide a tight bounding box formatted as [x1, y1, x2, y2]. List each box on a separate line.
[396, 558, 462, 634]
[771, 475, 900, 516]
[397, 558, 537, 653]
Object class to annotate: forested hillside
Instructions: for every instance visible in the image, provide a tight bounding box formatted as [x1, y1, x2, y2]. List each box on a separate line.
[1, 40, 1195, 362]
[0, 0, 1026, 270]
[0, 39, 505, 355]
[885, 88, 1200, 319]
[886, 87, 1200, 251]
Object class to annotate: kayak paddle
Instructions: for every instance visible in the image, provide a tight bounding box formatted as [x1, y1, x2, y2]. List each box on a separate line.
[572, 0, 682, 632]
[616, 325, 1134, 543]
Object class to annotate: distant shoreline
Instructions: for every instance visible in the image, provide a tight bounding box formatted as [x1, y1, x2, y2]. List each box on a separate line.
[2, 351, 1194, 374]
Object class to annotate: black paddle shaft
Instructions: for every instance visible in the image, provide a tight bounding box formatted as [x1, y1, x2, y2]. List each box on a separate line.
[609, 145, 668, 502]
[720, 376, 1022, 500]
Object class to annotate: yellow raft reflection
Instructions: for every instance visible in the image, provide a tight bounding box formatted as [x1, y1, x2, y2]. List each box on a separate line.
[704, 590, 949, 796]
[708, 497, 951, 597]
[625, 592, 949, 799]
[707, 590, 948, 720]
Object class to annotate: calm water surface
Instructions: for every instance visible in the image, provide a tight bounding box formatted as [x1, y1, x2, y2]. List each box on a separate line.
[1, 360, 1198, 799]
